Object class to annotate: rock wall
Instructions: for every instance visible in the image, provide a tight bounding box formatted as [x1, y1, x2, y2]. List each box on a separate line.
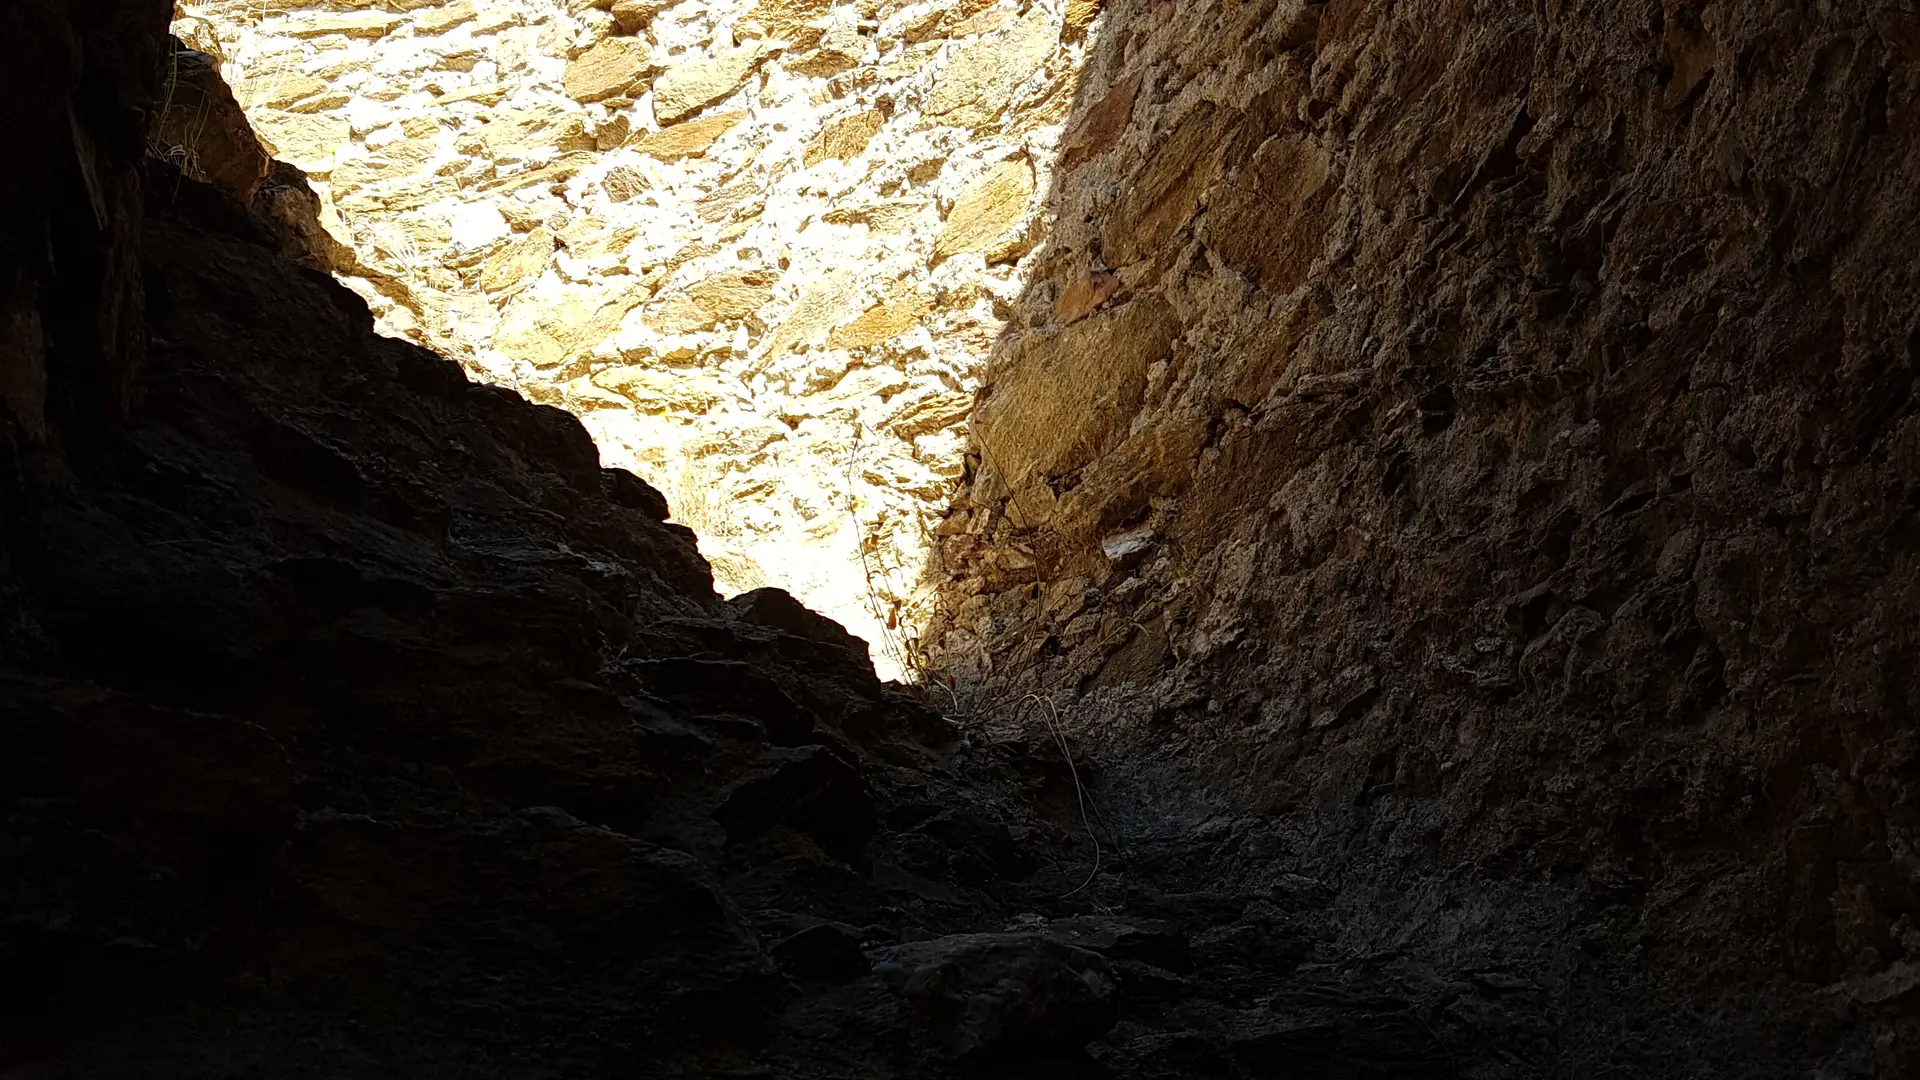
[173, 0, 1103, 675]
[926, 0, 1920, 1072]
[0, 7, 1588, 1075]
[0, 6, 1099, 1070]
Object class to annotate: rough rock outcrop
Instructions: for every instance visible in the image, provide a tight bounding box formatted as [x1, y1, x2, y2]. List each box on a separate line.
[927, 0, 1920, 1075]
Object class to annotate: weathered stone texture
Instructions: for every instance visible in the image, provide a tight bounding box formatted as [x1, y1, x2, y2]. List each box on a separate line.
[924, 1, 1920, 1075]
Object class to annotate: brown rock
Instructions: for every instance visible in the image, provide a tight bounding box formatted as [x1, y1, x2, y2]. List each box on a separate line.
[1099, 103, 1227, 266]
[499, 198, 566, 231]
[564, 36, 653, 103]
[924, 16, 1054, 128]
[802, 110, 884, 167]
[471, 152, 599, 195]
[433, 83, 508, 105]
[602, 166, 651, 202]
[1205, 133, 1335, 294]
[1060, 72, 1138, 172]
[747, 0, 832, 49]
[884, 391, 975, 439]
[632, 110, 750, 160]
[250, 112, 352, 174]
[1053, 270, 1117, 324]
[284, 12, 400, 38]
[647, 270, 775, 333]
[594, 367, 732, 412]
[479, 227, 554, 294]
[235, 71, 330, 111]
[822, 199, 930, 233]
[685, 271, 776, 321]
[557, 218, 640, 261]
[653, 44, 772, 125]
[1062, 0, 1102, 39]
[828, 296, 931, 349]
[595, 114, 633, 150]
[495, 281, 651, 368]
[698, 176, 768, 224]
[785, 19, 864, 77]
[971, 298, 1177, 528]
[611, 0, 672, 34]
[761, 270, 856, 356]
[932, 159, 1034, 264]
[458, 105, 592, 163]
[414, 1, 476, 34]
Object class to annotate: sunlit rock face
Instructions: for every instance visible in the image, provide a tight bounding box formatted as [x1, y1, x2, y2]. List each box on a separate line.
[172, 0, 1102, 676]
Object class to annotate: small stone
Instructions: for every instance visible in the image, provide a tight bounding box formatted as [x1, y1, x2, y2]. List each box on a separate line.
[883, 391, 973, 439]
[821, 199, 930, 234]
[1054, 270, 1118, 324]
[594, 113, 633, 150]
[413, 0, 475, 35]
[924, 17, 1054, 129]
[932, 158, 1034, 264]
[784, 17, 864, 78]
[653, 43, 771, 125]
[433, 83, 508, 105]
[499, 197, 566, 231]
[631, 109, 749, 160]
[236, 71, 329, 110]
[828, 296, 930, 350]
[250, 112, 351, 174]
[602, 166, 651, 202]
[647, 270, 774, 332]
[1101, 525, 1154, 571]
[803, 109, 884, 167]
[684, 270, 775, 322]
[1061, 72, 1140, 172]
[457, 104, 592, 162]
[478, 227, 553, 294]
[610, 0, 671, 34]
[284, 11, 401, 38]
[1063, 0, 1103, 39]
[747, 0, 832, 50]
[563, 36, 652, 103]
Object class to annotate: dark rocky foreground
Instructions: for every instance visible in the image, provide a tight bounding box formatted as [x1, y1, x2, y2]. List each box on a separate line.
[0, 0, 1912, 1077]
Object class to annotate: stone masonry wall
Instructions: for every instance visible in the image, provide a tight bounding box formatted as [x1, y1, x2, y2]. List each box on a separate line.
[170, 0, 1104, 675]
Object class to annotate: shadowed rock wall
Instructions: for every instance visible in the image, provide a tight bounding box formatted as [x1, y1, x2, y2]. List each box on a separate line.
[927, 0, 1920, 1072]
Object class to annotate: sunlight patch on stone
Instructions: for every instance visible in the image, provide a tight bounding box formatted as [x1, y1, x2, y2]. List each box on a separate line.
[176, 0, 1105, 680]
